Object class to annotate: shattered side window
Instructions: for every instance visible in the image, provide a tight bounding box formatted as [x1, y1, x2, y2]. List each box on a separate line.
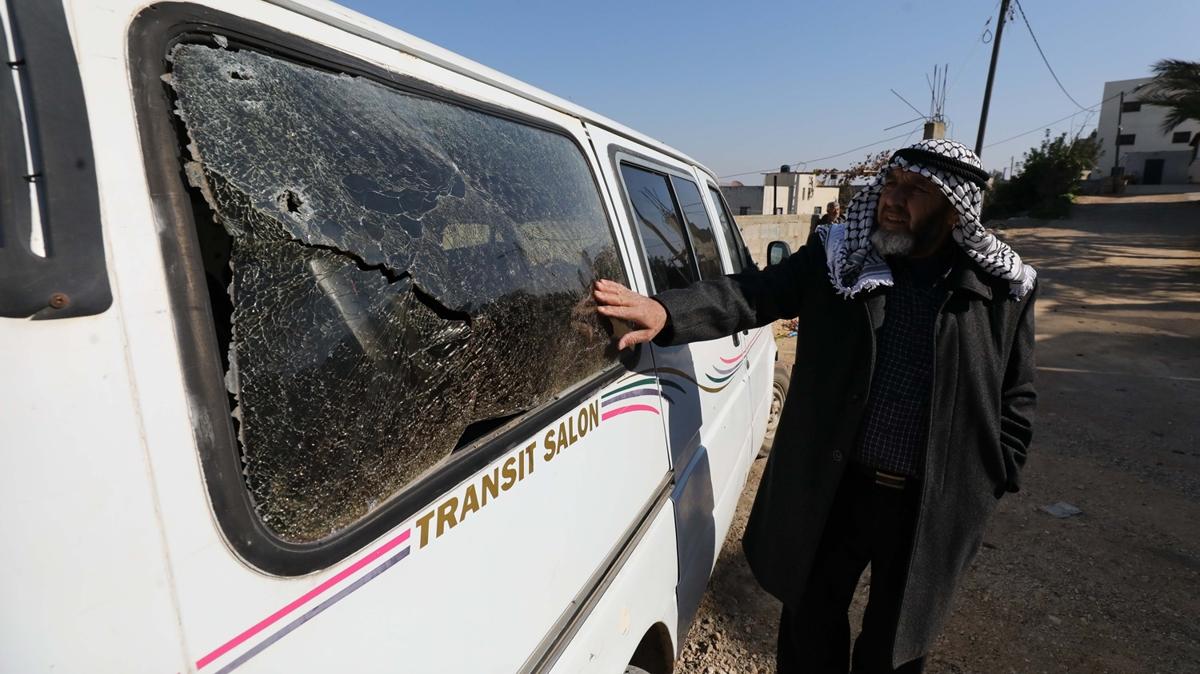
[168, 44, 626, 543]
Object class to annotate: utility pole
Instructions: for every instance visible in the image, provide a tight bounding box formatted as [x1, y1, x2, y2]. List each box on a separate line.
[974, 0, 1012, 157]
[1112, 83, 1146, 176]
[1009, 155, 1015, 180]
[1113, 91, 1125, 175]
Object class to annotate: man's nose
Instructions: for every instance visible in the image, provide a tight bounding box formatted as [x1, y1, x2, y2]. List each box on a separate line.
[879, 187, 903, 210]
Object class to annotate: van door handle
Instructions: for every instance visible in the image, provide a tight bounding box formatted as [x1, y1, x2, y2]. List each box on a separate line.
[731, 333, 740, 347]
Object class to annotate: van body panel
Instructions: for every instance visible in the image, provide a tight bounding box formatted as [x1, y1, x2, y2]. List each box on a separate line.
[121, 3, 672, 670]
[584, 124, 765, 648]
[0, 313, 187, 671]
[550, 503, 680, 673]
[699, 180, 778, 462]
[1, 0, 769, 670]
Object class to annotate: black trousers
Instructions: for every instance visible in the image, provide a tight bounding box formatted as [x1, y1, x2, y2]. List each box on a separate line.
[776, 466, 926, 674]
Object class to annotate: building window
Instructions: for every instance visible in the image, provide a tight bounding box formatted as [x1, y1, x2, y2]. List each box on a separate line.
[170, 44, 628, 543]
[814, 206, 823, 216]
[1117, 134, 1136, 146]
[774, 207, 784, 215]
[1121, 101, 1141, 113]
[738, 206, 749, 215]
[1172, 131, 1192, 144]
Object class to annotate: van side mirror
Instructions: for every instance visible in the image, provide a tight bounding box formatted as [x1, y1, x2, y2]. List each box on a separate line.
[767, 241, 792, 266]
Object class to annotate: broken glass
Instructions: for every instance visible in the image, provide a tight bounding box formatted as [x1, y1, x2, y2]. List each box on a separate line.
[169, 43, 626, 542]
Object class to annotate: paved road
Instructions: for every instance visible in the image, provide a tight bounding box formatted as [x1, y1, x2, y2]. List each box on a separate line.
[678, 195, 1200, 673]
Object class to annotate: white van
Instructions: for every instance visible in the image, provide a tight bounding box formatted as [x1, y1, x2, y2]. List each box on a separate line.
[0, 1, 782, 672]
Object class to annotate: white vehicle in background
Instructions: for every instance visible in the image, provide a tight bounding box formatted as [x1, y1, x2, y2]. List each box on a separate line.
[0, 1, 785, 672]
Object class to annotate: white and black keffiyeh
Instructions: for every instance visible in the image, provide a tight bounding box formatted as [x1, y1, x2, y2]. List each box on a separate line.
[820, 138, 1036, 299]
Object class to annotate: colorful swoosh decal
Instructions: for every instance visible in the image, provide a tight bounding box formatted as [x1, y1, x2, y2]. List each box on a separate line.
[705, 370, 740, 384]
[603, 329, 770, 400]
[718, 329, 766, 365]
[712, 361, 744, 375]
[196, 528, 413, 672]
[649, 366, 731, 394]
[601, 403, 660, 420]
[601, 373, 670, 418]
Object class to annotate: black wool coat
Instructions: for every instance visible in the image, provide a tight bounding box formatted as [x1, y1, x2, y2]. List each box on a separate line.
[653, 233, 1037, 666]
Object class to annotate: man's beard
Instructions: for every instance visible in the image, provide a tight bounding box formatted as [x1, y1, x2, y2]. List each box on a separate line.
[870, 227, 915, 256]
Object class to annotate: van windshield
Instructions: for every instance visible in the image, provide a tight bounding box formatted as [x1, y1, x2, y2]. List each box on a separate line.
[169, 43, 626, 542]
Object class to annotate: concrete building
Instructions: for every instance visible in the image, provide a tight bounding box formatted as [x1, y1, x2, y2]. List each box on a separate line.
[719, 184, 764, 216]
[1095, 77, 1200, 184]
[760, 168, 841, 218]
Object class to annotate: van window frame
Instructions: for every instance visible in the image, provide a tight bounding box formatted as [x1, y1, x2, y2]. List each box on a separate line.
[608, 147, 709, 294]
[129, 3, 632, 576]
[705, 180, 754, 272]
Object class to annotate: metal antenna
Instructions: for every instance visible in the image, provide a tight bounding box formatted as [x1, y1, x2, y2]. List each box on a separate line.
[890, 89, 926, 119]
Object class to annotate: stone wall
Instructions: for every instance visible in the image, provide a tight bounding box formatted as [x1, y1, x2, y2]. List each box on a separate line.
[734, 213, 817, 264]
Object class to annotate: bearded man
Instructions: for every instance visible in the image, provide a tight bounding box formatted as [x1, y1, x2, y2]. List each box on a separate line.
[593, 139, 1038, 673]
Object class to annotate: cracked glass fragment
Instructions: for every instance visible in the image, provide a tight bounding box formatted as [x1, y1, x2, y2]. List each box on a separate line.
[169, 44, 627, 543]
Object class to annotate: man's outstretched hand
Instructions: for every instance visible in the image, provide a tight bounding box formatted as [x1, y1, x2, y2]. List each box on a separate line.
[592, 279, 667, 351]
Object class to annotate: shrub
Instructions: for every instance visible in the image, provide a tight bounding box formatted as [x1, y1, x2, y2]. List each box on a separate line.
[983, 132, 1100, 221]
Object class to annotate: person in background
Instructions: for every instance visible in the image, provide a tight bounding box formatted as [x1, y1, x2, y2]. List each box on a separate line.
[821, 200, 843, 224]
[593, 139, 1038, 673]
[811, 199, 843, 239]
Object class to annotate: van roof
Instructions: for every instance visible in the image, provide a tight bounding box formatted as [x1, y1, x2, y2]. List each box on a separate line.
[266, 0, 714, 180]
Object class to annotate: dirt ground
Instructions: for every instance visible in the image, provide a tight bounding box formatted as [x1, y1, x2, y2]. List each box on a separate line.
[676, 195, 1200, 673]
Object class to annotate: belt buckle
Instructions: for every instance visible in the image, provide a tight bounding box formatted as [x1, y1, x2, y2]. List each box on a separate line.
[874, 470, 907, 489]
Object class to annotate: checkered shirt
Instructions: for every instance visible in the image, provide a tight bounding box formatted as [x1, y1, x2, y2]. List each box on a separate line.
[853, 256, 950, 477]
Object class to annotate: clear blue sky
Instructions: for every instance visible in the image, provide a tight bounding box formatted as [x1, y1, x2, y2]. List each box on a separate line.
[340, 0, 1199, 179]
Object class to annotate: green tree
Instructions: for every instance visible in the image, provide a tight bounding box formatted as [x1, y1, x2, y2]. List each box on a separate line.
[1138, 59, 1200, 133]
[984, 132, 1101, 220]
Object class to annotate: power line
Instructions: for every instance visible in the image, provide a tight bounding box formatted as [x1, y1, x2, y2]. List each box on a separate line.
[984, 90, 1122, 149]
[793, 128, 923, 165]
[1012, 0, 1089, 112]
[718, 127, 923, 180]
[947, 0, 1001, 97]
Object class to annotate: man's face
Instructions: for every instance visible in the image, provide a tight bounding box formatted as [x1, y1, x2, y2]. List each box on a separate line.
[829, 202, 841, 218]
[871, 168, 956, 257]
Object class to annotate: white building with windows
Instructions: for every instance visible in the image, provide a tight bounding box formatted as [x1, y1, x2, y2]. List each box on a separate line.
[760, 167, 841, 217]
[1095, 77, 1200, 184]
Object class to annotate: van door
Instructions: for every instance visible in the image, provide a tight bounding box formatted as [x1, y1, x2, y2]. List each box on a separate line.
[704, 181, 776, 458]
[584, 124, 754, 637]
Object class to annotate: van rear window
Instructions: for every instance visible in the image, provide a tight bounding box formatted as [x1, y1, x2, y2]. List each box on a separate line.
[168, 44, 626, 543]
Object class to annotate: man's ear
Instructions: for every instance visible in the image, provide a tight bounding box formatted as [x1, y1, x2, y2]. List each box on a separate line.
[945, 206, 960, 229]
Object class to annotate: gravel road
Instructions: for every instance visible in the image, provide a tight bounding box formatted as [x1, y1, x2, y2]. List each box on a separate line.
[677, 195, 1200, 673]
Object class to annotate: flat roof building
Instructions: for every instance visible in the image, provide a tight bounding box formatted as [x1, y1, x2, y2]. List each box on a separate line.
[1096, 77, 1200, 184]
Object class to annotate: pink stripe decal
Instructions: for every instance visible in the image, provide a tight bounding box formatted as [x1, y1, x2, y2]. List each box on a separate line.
[719, 329, 766, 364]
[196, 528, 412, 669]
[601, 404, 660, 421]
